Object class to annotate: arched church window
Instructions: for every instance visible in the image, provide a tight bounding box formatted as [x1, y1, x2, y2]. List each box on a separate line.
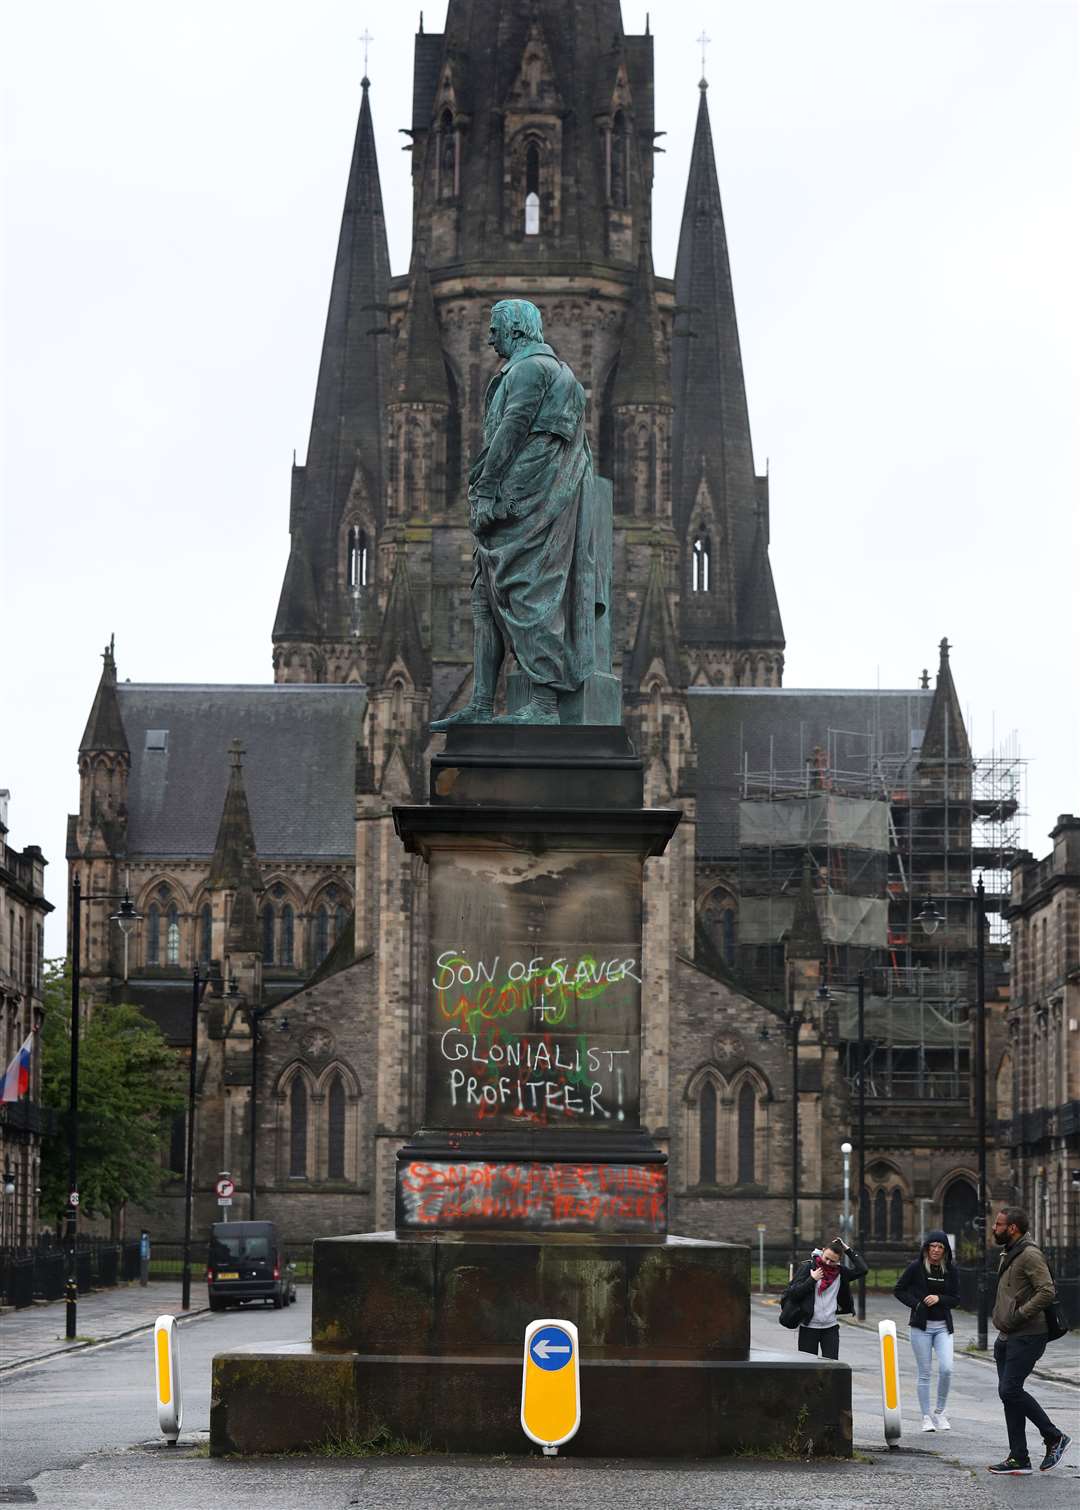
[347, 527, 368, 591]
[692, 536, 711, 593]
[199, 903, 212, 966]
[166, 904, 180, 966]
[261, 905, 274, 966]
[525, 143, 540, 235]
[315, 907, 329, 965]
[860, 1187, 871, 1241]
[327, 1074, 346, 1180]
[289, 1077, 307, 1178]
[335, 904, 348, 944]
[890, 1187, 904, 1241]
[611, 111, 629, 208]
[737, 1081, 756, 1184]
[146, 903, 160, 966]
[438, 109, 456, 199]
[281, 905, 294, 966]
[699, 1080, 717, 1185]
[874, 1187, 887, 1241]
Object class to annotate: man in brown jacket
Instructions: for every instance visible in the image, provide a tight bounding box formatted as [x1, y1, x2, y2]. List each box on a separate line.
[987, 1206, 1071, 1474]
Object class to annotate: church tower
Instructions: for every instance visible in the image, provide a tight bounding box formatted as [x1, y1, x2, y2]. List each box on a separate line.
[273, 4, 784, 716]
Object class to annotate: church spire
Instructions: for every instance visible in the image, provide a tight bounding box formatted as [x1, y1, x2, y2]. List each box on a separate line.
[628, 546, 683, 690]
[737, 505, 784, 645]
[274, 74, 389, 674]
[374, 554, 427, 687]
[918, 638, 972, 766]
[397, 251, 449, 404]
[79, 636, 128, 754]
[207, 741, 264, 894]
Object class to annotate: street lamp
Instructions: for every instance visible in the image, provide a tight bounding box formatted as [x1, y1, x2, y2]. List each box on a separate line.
[841, 1141, 853, 1244]
[180, 961, 220, 1311]
[917, 899, 944, 937]
[68, 874, 141, 1340]
[856, 970, 867, 1319]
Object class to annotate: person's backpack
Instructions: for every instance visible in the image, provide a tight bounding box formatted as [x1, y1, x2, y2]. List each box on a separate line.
[1044, 1259, 1071, 1343]
[778, 1271, 807, 1329]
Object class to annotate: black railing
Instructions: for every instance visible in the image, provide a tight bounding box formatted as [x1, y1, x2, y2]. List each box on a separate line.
[0, 1236, 142, 1310]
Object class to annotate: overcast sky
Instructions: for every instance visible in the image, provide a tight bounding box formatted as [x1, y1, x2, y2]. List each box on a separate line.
[2, 1, 1076, 956]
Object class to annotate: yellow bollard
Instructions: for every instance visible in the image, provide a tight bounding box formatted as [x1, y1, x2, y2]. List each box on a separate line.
[153, 1314, 182, 1445]
[521, 1318, 580, 1455]
[878, 1318, 902, 1447]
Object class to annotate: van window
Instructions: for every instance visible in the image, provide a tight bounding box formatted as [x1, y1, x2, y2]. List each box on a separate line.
[210, 1234, 270, 1263]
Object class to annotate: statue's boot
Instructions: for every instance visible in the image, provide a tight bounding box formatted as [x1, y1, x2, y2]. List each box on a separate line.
[495, 684, 560, 726]
[430, 699, 494, 732]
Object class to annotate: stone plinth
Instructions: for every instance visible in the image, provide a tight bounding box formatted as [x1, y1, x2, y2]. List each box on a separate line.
[311, 1231, 748, 1359]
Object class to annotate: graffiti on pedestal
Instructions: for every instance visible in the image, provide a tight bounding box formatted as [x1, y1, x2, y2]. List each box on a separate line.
[397, 1159, 667, 1232]
[425, 949, 642, 1130]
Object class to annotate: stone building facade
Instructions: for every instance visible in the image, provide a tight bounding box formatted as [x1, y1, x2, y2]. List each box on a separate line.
[0, 792, 53, 1247]
[69, 4, 1000, 1256]
[1004, 817, 1080, 1245]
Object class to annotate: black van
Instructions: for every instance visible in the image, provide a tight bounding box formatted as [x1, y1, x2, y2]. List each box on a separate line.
[206, 1220, 295, 1310]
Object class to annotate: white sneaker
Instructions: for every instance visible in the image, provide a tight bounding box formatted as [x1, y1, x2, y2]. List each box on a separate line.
[934, 1413, 951, 1431]
[922, 1415, 936, 1432]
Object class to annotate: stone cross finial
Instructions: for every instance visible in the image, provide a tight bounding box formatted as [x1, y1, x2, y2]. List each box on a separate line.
[359, 27, 373, 77]
[228, 738, 245, 768]
[697, 29, 711, 85]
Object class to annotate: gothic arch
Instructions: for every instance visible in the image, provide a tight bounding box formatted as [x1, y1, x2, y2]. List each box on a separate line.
[684, 1063, 726, 1187]
[697, 884, 737, 970]
[729, 1065, 772, 1188]
[275, 1060, 318, 1183]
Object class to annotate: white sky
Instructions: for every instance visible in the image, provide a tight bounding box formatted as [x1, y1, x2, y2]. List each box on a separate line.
[2, 1, 1077, 956]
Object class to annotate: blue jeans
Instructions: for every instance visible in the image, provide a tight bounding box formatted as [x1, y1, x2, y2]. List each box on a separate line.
[910, 1320, 953, 1415]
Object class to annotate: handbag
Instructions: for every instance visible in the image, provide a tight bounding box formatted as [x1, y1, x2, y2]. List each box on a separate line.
[1044, 1259, 1071, 1343]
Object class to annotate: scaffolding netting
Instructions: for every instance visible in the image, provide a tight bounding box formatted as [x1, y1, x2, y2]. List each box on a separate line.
[738, 794, 889, 851]
[737, 895, 889, 946]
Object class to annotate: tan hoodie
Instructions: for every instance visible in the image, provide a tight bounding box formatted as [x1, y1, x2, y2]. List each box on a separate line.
[992, 1234, 1054, 1338]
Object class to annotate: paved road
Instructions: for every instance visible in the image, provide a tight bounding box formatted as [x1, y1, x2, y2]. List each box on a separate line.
[1, 1287, 1076, 1508]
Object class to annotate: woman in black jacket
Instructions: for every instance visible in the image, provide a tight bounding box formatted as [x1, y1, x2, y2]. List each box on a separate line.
[894, 1229, 960, 1432]
[780, 1237, 868, 1359]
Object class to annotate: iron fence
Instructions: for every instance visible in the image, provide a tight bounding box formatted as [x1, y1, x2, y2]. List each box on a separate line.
[0, 1236, 142, 1310]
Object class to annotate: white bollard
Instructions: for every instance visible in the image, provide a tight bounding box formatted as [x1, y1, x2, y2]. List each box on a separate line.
[154, 1313, 182, 1445]
[878, 1318, 901, 1447]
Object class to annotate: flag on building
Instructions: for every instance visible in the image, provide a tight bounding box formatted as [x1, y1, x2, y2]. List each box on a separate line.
[0, 1032, 33, 1102]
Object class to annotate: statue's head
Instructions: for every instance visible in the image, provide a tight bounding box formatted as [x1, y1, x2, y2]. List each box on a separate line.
[489, 299, 544, 359]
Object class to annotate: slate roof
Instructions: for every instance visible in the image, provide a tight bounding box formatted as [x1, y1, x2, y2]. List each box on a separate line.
[117, 684, 366, 860]
[689, 688, 934, 858]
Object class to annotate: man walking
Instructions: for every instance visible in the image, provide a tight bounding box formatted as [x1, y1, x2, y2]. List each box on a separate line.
[987, 1206, 1072, 1475]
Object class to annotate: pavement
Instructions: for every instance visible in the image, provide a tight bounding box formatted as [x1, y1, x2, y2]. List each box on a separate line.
[0, 1281, 207, 1372]
[2, 1282, 1078, 1509]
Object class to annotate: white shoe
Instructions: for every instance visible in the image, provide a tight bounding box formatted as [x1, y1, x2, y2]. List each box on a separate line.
[934, 1413, 951, 1431]
[922, 1415, 936, 1432]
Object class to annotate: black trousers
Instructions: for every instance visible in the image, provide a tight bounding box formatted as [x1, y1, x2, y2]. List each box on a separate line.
[994, 1333, 1060, 1461]
[798, 1324, 840, 1359]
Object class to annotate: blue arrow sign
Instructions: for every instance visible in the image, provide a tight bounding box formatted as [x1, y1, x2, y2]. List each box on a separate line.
[529, 1324, 574, 1371]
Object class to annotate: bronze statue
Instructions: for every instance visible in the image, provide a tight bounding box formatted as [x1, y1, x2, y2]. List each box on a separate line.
[432, 300, 601, 728]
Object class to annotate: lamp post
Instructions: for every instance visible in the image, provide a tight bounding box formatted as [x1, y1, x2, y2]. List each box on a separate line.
[67, 874, 140, 1340]
[975, 874, 989, 1350]
[180, 962, 219, 1311]
[856, 970, 867, 1319]
[841, 1141, 853, 1244]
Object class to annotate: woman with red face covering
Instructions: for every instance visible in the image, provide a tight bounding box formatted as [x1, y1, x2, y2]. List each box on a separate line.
[780, 1237, 868, 1360]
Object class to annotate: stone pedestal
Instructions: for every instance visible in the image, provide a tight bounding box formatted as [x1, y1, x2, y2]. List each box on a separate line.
[210, 725, 851, 1458]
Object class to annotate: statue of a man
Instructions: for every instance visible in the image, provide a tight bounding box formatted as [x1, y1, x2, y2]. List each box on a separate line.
[432, 299, 598, 728]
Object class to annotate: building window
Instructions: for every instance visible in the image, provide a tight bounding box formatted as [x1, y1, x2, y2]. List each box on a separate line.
[327, 1075, 346, 1180]
[281, 905, 294, 966]
[890, 1188, 904, 1241]
[692, 536, 711, 593]
[169, 1111, 186, 1176]
[611, 110, 629, 207]
[874, 1188, 887, 1241]
[289, 1078, 307, 1178]
[860, 1187, 871, 1241]
[737, 1081, 756, 1184]
[261, 905, 274, 966]
[146, 904, 160, 966]
[699, 1080, 717, 1184]
[525, 143, 540, 235]
[315, 907, 329, 965]
[335, 903, 348, 943]
[347, 527, 368, 591]
[166, 905, 180, 965]
[198, 904, 212, 966]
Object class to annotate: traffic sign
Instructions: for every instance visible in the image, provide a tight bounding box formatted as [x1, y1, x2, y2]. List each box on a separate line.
[521, 1318, 580, 1454]
[217, 1197, 232, 1208]
[215, 1176, 235, 1199]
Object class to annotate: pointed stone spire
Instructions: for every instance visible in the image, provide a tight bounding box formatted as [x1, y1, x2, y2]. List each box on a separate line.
[79, 636, 128, 753]
[224, 880, 261, 955]
[374, 554, 427, 686]
[737, 506, 785, 644]
[611, 235, 671, 407]
[274, 74, 389, 664]
[628, 546, 682, 689]
[672, 80, 759, 576]
[397, 251, 449, 404]
[919, 638, 972, 764]
[787, 852, 825, 961]
[207, 741, 264, 893]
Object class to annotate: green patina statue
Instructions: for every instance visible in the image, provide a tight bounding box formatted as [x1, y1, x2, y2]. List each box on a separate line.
[432, 300, 603, 729]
